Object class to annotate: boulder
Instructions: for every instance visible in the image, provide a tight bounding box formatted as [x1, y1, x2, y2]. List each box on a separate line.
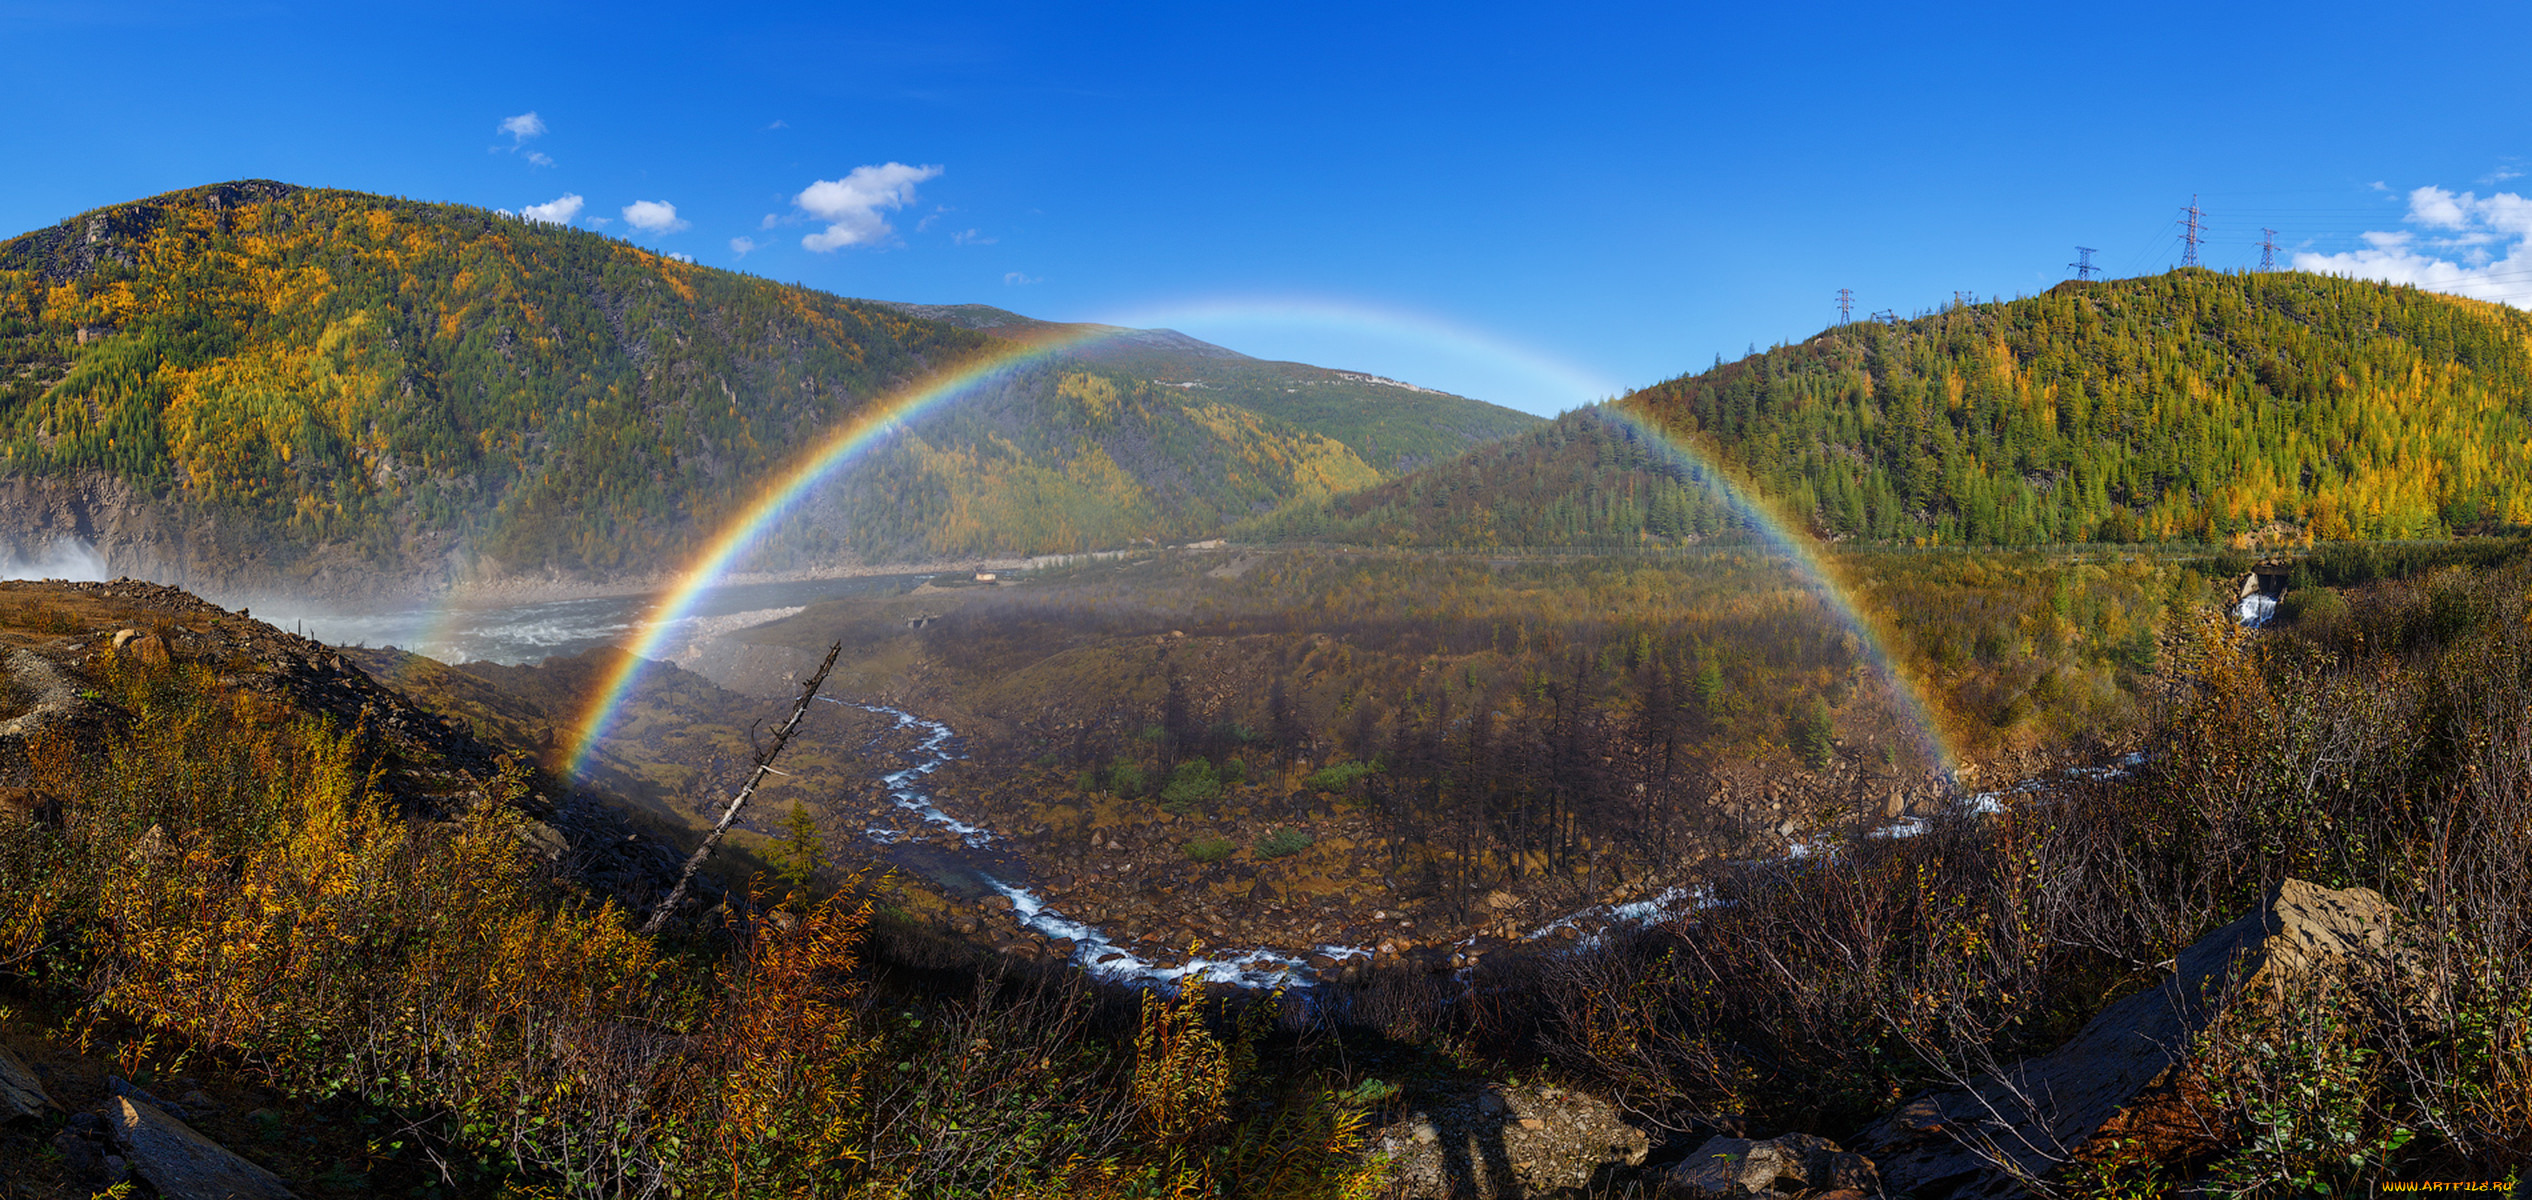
[51, 1127, 110, 1182]
[518, 820, 572, 860]
[1664, 1132, 1880, 1197]
[1379, 1083, 1653, 1199]
[0, 1043, 55, 1121]
[1855, 878, 2400, 1199]
[112, 1092, 298, 1200]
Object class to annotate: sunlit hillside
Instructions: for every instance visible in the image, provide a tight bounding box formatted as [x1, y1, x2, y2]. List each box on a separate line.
[1635, 270, 2532, 545]
[1257, 270, 2532, 551]
[0, 182, 1519, 597]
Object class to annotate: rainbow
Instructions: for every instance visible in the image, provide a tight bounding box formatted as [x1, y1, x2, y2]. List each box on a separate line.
[1591, 404, 1960, 778]
[555, 302, 1960, 781]
[560, 321, 1116, 773]
[1100, 295, 1625, 411]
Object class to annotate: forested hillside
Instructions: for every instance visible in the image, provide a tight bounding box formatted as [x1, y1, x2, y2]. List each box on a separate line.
[0, 181, 995, 588]
[1260, 270, 2532, 549]
[1650, 270, 2532, 545]
[1242, 409, 1743, 547]
[795, 365, 1381, 559]
[0, 182, 1448, 596]
[876, 302, 1542, 472]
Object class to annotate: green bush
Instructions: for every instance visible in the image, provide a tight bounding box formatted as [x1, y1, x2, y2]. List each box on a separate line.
[1183, 836, 1238, 863]
[2275, 586, 2348, 629]
[1302, 760, 1377, 791]
[1159, 759, 1221, 813]
[1107, 758, 1148, 796]
[1253, 829, 1312, 859]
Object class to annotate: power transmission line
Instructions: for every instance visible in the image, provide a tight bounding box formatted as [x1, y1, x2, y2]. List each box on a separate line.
[2178, 195, 2208, 268]
[1837, 287, 1854, 324]
[2069, 246, 2100, 281]
[2258, 228, 2283, 271]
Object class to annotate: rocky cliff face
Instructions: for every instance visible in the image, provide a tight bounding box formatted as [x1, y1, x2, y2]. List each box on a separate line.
[0, 472, 465, 603]
[0, 473, 194, 585]
[0, 180, 305, 283]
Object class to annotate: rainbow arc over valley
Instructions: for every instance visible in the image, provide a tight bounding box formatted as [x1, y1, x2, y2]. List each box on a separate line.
[556, 305, 1964, 781]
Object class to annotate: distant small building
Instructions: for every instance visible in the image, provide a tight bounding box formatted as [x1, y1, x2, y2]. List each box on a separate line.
[973, 571, 998, 583]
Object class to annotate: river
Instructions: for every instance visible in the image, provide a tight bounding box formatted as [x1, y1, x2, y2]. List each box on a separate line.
[276, 573, 931, 666]
[833, 697, 1364, 989]
[272, 569, 2141, 993]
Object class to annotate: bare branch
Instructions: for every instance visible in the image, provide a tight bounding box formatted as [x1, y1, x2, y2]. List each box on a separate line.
[640, 641, 844, 936]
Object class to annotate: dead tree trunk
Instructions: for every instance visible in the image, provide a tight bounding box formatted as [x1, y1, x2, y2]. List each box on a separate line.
[640, 640, 844, 936]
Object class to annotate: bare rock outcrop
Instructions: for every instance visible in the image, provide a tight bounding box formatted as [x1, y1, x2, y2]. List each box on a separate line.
[112, 1089, 298, 1200]
[0, 1043, 55, 1122]
[1855, 878, 2400, 1199]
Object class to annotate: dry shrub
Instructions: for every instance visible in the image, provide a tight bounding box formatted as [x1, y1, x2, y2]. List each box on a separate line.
[677, 890, 881, 1196]
[1517, 560, 2532, 1185]
[1528, 810, 2052, 1133]
[0, 651, 1385, 1197]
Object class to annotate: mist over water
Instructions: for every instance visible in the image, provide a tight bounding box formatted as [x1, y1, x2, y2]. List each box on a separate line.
[274, 573, 930, 666]
[0, 539, 111, 582]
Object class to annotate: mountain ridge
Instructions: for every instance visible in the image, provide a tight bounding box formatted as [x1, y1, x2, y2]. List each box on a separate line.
[866, 299, 1541, 471]
[0, 181, 1526, 599]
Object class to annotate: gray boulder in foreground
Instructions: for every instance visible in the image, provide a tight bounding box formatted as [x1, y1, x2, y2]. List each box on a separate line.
[1665, 1131, 1881, 1196]
[0, 1042, 55, 1121]
[112, 1092, 298, 1200]
[1854, 878, 2400, 1199]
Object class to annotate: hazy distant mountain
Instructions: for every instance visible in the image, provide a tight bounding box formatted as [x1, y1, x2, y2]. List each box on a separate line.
[1258, 270, 2532, 548]
[868, 301, 1540, 473]
[0, 182, 1513, 596]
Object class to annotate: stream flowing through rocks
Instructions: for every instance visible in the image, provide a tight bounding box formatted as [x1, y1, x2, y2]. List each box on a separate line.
[819, 695, 2150, 992]
[275, 572, 2163, 993]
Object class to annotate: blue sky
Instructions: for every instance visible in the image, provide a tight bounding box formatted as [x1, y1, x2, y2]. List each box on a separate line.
[4, 1, 2527, 415]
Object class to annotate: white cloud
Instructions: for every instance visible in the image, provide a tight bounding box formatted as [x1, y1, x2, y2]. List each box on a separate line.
[500, 111, 547, 143]
[2294, 185, 2532, 307]
[520, 194, 584, 225]
[730, 236, 757, 256]
[622, 200, 690, 234]
[760, 213, 780, 230]
[793, 162, 943, 251]
[952, 228, 994, 246]
[768, 119, 789, 130]
[525, 151, 553, 167]
[586, 216, 613, 228]
[1003, 271, 1041, 286]
[664, 251, 694, 263]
